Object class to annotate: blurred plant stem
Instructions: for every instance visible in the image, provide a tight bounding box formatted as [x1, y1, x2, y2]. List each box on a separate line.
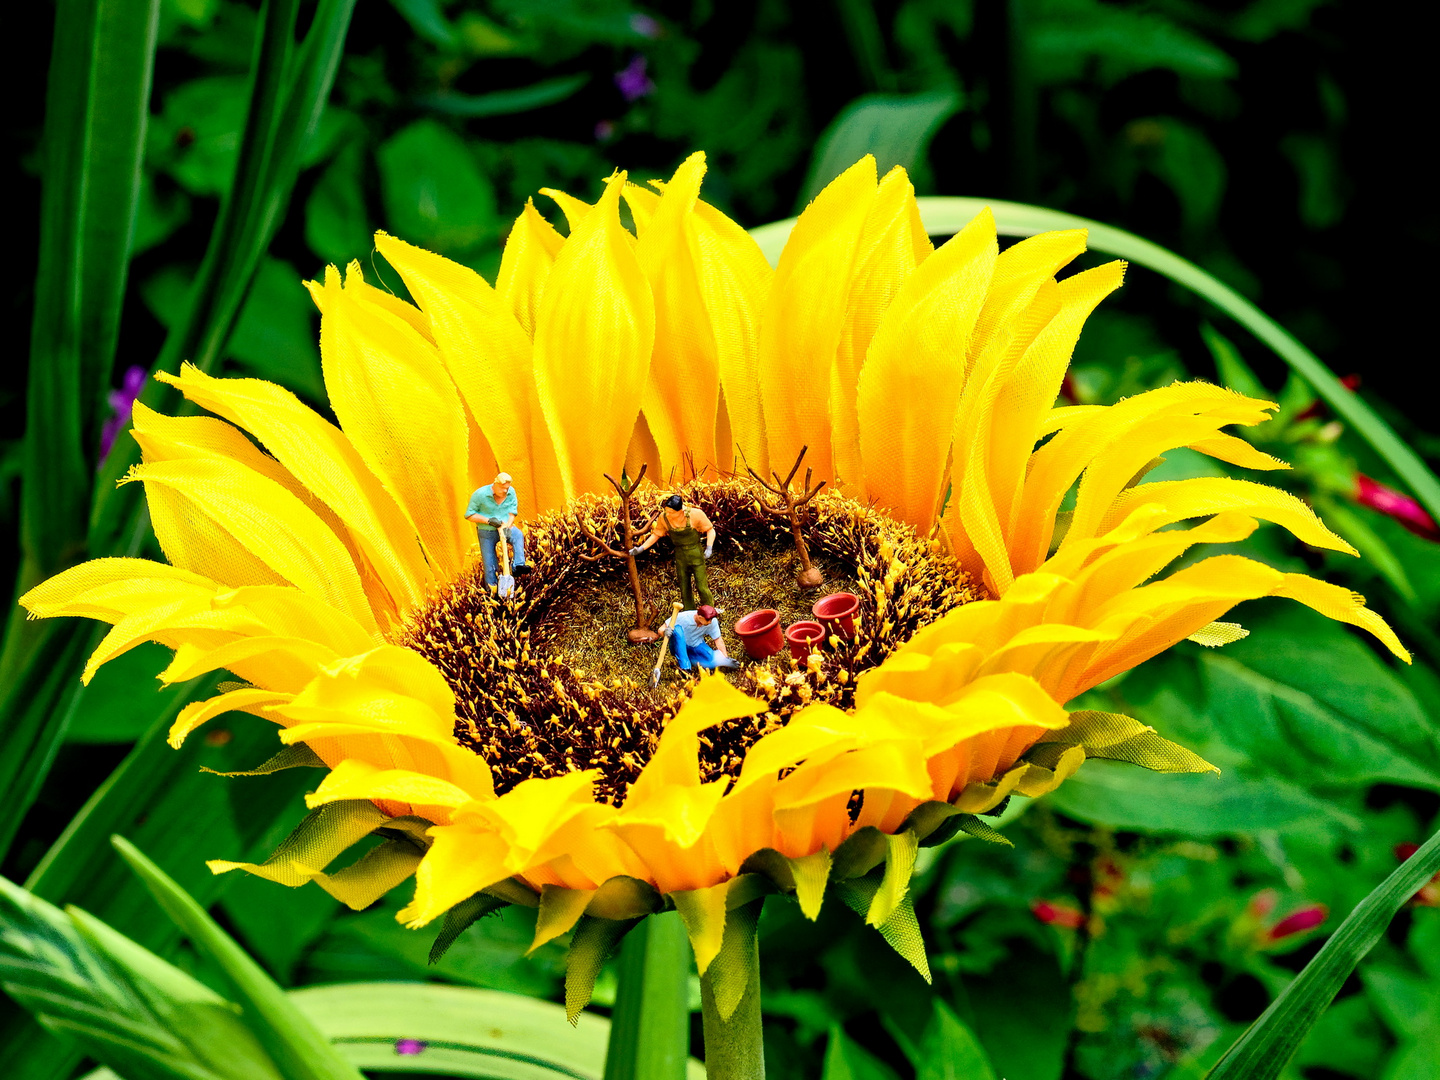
[700, 960, 765, 1080]
[604, 912, 690, 1080]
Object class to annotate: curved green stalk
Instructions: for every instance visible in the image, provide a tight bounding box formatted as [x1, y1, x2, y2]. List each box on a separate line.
[749, 198, 1440, 525]
[604, 912, 691, 1080]
[699, 960, 765, 1080]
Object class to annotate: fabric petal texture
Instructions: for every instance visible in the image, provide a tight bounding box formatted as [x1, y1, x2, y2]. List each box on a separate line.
[20, 153, 1407, 1001]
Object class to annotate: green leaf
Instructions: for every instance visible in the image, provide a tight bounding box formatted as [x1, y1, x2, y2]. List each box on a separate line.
[916, 1000, 997, 1080]
[0, 875, 283, 1080]
[417, 74, 591, 118]
[797, 90, 960, 207]
[305, 141, 370, 265]
[1200, 323, 1268, 401]
[822, 1027, 901, 1080]
[1206, 824, 1440, 1079]
[1, 0, 161, 860]
[223, 258, 324, 399]
[111, 836, 365, 1080]
[377, 119, 502, 254]
[1028, 0, 1237, 85]
[749, 198, 1440, 527]
[62, 643, 194, 744]
[1045, 759, 1359, 836]
[604, 911, 690, 1080]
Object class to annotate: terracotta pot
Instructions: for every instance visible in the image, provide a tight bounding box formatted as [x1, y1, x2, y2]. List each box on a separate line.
[734, 608, 783, 660]
[785, 620, 825, 663]
[812, 591, 859, 639]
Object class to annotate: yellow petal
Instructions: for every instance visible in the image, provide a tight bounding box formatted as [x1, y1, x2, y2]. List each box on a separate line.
[496, 199, 564, 339]
[831, 166, 930, 488]
[688, 194, 774, 476]
[400, 824, 513, 928]
[758, 156, 878, 485]
[631, 152, 721, 475]
[20, 558, 219, 619]
[169, 687, 292, 747]
[158, 364, 432, 616]
[858, 207, 998, 530]
[539, 187, 594, 232]
[124, 457, 377, 633]
[374, 232, 567, 514]
[532, 174, 656, 501]
[315, 270, 472, 580]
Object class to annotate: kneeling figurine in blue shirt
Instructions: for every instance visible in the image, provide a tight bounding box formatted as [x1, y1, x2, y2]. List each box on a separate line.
[661, 604, 739, 672]
[464, 472, 531, 587]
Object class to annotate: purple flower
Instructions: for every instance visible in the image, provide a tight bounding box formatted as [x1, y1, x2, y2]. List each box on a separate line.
[394, 1038, 427, 1056]
[98, 365, 147, 466]
[614, 55, 654, 103]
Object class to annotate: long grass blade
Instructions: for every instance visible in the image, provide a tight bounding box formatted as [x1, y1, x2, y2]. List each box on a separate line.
[112, 837, 365, 1080]
[0, 0, 161, 863]
[749, 199, 1440, 524]
[1206, 825, 1440, 1079]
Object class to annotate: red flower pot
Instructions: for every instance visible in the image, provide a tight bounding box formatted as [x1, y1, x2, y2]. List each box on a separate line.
[785, 620, 825, 663]
[811, 591, 859, 639]
[734, 608, 783, 660]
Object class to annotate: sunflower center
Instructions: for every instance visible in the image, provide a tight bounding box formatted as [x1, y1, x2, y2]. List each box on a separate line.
[399, 476, 979, 805]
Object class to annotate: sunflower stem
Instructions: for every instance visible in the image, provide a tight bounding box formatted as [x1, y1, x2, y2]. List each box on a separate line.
[699, 958, 765, 1080]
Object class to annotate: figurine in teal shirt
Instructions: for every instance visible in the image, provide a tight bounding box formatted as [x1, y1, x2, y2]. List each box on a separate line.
[464, 472, 531, 587]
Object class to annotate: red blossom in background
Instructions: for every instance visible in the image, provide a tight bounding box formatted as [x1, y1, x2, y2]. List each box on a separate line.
[1396, 842, 1440, 906]
[1264, 904, 1328, 942]
[1031, 899, 1086, 929]
[1354, 475, 1440, 541]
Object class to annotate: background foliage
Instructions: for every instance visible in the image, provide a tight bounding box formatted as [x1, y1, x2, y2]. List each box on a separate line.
[4, 1, 1437, 1078]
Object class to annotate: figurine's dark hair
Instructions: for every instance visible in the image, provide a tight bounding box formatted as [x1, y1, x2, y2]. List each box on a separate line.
[663, 494, 684, 510]
[696, 604, 718, 621]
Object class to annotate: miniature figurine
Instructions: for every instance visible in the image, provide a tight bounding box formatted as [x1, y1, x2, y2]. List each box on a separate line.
[659, 603, 739, 676]
[580, 466, 661, 643]
[629, 493, 716, 611]
[464, 471, 532, 588]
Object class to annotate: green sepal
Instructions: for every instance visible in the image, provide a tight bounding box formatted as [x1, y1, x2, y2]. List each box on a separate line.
[834, 872, 931, 983]
[313, 838, 423, 911]
[586, 875, 664, 922]
[201, 743, 325, 778]
[830, 827, 888, 880]
[206, 800, 390, 887]
[565, 916, 640, 1024]
[483, 876, 541, 908]
[1034, 710, 1218, 774]
[788, 848, 831, 920]
[428, 891, 508, 964]
[904, 803, 1014, 849]
[867, 830, 918, 928]
[705, 898, 765, 1023]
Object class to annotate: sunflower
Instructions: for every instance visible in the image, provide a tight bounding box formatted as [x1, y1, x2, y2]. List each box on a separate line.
[22, 152, 1406, 1071]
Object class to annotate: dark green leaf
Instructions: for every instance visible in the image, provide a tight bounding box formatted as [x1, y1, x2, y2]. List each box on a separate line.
[305, 142, 370, 265]
[377, 119, 502, 254]
[417, 74, 590, 118]
[822, 1027, 900, 1080]
[916, 1000, 997, 1080]
[1206, 825, 1440, 1079]
[798, 90, 960, 207]
[1045, 759, 1359, 836]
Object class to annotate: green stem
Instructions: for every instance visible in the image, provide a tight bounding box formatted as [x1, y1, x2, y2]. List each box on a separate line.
[699, 958, 765, 1080]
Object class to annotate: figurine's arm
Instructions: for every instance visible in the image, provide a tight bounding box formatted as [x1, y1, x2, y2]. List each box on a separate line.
[696, 510, 716, 558]
[629, 523, 663, 557]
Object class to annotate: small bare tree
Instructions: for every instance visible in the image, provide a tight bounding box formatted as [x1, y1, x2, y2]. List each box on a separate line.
[580, 465, 661, 643]
[747, 446, 827, 590]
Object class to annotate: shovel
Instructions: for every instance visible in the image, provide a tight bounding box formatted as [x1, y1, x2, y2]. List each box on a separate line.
[495, 527, 515, 599]
[651, 602, 684, 688]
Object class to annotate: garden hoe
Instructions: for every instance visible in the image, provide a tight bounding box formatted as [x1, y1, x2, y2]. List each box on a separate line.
[651, 601, 684, 687]
[496, 528, 515, 599]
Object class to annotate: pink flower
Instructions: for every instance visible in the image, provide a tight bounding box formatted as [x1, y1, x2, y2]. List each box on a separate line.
[394, 1038, 427, 1056]
[1355, 475, 1440, 542]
